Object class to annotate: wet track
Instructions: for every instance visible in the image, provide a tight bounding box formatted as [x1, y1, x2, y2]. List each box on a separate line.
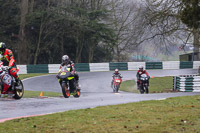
[0, 69, 200, 122]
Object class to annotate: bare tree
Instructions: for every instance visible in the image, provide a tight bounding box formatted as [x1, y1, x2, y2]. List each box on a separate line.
[18, 0, 29, 64]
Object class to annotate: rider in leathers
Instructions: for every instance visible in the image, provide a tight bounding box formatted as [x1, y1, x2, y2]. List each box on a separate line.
[136, 66, 150, 89]
[111, 68, 122, 87]
[0, 42, 20, 87]
[58, 55, 79, 91]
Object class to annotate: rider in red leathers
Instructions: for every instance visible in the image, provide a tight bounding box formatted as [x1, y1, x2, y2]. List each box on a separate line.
[111, 68, 122, 87]
[0, 42, 20, 87]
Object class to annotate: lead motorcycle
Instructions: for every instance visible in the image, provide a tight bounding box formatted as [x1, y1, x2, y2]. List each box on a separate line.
[0, 62, 24, 99]
[138, 74, 150, 94]
[57, 66, 80, 98]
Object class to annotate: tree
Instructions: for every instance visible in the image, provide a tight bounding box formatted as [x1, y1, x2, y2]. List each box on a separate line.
[144, 0, 200, 58]
[179, 0, 200, 55]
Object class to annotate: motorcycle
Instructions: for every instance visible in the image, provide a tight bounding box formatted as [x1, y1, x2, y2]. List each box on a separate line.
[57, 66, 80, 98]
[138, 74, 150, 94]
[0, 62, 24, 99]
[112, 76, 122, 93]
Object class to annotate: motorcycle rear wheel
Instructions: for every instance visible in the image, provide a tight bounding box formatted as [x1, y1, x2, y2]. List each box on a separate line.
[13, 80, 24, 99]
[61, 82, 70, 98]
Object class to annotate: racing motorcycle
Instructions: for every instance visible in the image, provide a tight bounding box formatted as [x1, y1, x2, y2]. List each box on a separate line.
[112, 76, 122, 93]
[0, 62, 24, 99]
[138, 74, 150, 94]
[57, 66, 80, 98]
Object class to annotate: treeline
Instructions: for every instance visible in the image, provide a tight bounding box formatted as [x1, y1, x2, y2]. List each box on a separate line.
[0, 0, 199, 64]
[0, 0, 119, 64]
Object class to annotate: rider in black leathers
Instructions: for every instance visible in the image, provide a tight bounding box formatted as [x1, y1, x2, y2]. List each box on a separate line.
[58, 55, 79, 91]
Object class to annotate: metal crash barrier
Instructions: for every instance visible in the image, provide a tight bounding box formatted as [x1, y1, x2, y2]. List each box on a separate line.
[173, 75, 200, 92]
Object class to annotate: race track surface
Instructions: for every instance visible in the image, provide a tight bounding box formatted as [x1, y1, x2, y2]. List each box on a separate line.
[0, 69, 199, 122]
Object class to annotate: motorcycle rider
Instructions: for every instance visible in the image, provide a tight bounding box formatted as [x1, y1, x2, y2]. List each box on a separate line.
[111, 68, 122, 88]
[0, 42, 20, 88]
[136, 65, 150, 89]
[58, 55, 79, 91]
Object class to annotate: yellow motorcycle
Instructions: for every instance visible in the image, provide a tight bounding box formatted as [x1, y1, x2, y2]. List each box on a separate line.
[57, 66, 80, 98]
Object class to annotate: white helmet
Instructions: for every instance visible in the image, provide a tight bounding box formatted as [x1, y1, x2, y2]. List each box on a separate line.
[139, 65, 143, 71]
[62, 55, 70, 64]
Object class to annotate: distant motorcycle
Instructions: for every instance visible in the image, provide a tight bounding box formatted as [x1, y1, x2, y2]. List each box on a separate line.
[0, 62, 24, 99]
[139, 74, 150, 94]
[112, 76, 122, 93]
[57, 66, 80, 98]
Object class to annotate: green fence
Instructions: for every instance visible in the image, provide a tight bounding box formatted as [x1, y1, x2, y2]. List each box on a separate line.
[75, 63, 90, 72]
[180, 61, 193, 69]
[27, 64, 49, 73]
[109, 62, 128, 71]
[146, 62, 163, 69]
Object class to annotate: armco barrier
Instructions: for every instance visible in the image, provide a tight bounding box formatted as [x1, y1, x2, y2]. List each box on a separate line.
[48, 64, 60, 73]
[109, 62, 128, 71]
[17, 61, 200, 74]
[18, 65, 27, 74]
[27, 64, 49, 73]
[128, 62, 145, 70]
[173, 75, 200, 92]
[163, 61, 179, 70]
[75, 63, 90, 72]
[180, 61, 193, 69]
[89, 63, 109, 72]
[146, 62, 162, 69]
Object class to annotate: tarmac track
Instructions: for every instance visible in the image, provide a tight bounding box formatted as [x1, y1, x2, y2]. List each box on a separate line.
[0, 69, 199, 122]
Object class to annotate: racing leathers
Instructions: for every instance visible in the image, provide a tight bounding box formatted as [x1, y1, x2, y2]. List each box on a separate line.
[111, 73, 122, 88]
[0, 49, 19, 84]
[59, 60, 79, 90]
[136, 69, 150, 89]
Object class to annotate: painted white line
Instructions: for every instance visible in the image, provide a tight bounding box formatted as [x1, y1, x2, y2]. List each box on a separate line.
[21, 74, 56, 81]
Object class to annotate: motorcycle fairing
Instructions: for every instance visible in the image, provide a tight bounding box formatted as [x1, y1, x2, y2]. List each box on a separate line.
[1, 74, 12, 94]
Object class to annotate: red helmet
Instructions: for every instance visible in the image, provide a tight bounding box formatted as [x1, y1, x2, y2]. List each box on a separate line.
[114, 68, 119, 74]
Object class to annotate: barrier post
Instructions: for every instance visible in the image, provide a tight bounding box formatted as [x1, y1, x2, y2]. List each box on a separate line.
[173, 76, 177, 91]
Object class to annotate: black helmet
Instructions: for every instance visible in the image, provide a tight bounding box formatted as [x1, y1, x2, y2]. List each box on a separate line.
[0, 42, 6, 54]
[62, 55, 70, 64]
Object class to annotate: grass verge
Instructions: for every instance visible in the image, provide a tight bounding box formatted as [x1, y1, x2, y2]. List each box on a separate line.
[1, 95, 200, 132]
[120, 76, 174, 93]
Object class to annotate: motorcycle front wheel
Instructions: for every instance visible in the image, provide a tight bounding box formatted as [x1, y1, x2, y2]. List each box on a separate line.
[114, 85, 119, 93]
[61, 81, 70, 98]
[144, 85, 149, 94]
[73, 89, 81, 98]
[13, 80, 24, 99]
[139, 84, 145, 94]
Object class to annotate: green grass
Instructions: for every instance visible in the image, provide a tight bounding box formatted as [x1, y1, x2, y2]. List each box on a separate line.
[120, 80, 138, 93]
[120, 76, 174, 93]
[1, 95, 200, 133]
